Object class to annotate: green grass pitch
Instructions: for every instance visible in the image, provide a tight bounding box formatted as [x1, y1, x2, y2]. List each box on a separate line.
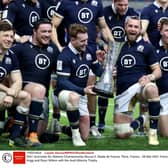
[1, 96, 168, 151]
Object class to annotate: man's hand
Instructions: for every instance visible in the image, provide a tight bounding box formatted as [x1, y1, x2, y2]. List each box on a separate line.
[96, 50, 106, 63]
[84, 85, 96, 95]
[3, 96, 13, 108]
[6, 88, 17, 97]
[138, 75, 151, 86]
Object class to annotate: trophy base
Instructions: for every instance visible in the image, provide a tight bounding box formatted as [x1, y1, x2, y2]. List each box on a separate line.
[92, 87, 113, 98]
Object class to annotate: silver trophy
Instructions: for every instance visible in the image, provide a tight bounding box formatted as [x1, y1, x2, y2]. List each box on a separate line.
[93, 41, 122, 97]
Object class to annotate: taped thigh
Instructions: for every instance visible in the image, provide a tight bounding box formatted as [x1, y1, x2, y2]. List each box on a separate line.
[113, 123, 133, 135]
[142, 82, 157, 99]
[58, 90, 79, 111]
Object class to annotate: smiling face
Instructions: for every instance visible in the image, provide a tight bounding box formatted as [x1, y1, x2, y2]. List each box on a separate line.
[160, 22, 168, 47]
[33, 23, 52, 46]
[125, 16, 141, 42]
[71, 32, 88, 53]
[0, 30, 14, 51]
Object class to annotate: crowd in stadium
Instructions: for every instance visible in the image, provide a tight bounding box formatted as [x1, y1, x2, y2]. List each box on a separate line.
[0, 0, 168, 148]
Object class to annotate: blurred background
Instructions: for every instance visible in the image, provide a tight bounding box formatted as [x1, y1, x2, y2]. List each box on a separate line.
[103, 0, 153, 12]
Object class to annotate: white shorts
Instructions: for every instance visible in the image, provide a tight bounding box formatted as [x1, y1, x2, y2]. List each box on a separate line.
[58, 90, 89, 116]
[78, 95, 89, 116]
[114, 83, 142, 114]
[160, 92, 168, 116]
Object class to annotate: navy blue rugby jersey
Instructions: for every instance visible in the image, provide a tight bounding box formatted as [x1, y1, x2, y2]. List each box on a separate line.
[8, 40, 59, 90]
[0, 1, 7, 20]
[5, 0, 41, 36]
[0, 50, 20, 82]
[55, 43, 103, 95]
[141, 2, 168, 47]
[54, 0, 104, 48]
[116, 36, 159, 95]
[39, 0, 66, 46]
[156, 45, 168, 95]
[104, 5, 138, 42]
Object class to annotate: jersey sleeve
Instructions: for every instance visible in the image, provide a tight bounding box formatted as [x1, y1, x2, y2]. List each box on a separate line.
[56, 52, 84, 95]
[146, 44, 159, 66]
[4, 1, 17, 24]
[140, 6, 151, 21]
[2, 49, 20, 73]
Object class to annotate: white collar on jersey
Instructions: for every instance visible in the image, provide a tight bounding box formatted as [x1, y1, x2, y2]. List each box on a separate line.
[125, 35, 142, 43]
[111, 3, 117, 14]
[159, 39, 164, 47]
[153, 1, 162, 8]
[68, 42, 80, 55]
[29, 36, 33, 43]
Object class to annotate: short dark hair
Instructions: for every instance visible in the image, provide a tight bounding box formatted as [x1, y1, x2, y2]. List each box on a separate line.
[33, 18, 52, 30]
[68, 23, 88, 38]
[0, 20, 14, 32]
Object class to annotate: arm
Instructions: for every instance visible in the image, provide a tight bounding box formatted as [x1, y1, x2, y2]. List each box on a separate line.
[8, 70, 22, 97]
[57, 76, 85, 95]
[98, 17, 114, 43]
[14, 34, 30, 43]
[139, 63, 162, 86]
[51, 15, 64, 52]
[149, 63, 162, 80]
[141, 19, 150, 42]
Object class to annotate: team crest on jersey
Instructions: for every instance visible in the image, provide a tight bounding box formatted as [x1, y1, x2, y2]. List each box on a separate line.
[78, 8, 93, 24]
[29, 11, 40, 27]
[35, 54, 50, 70]
[91, 0, 98, 7]
[0, 67, 7, 80]
[108, 16, 112, 21]
[57, 60, 63, 71]
[137, 45, 144, 52]
[112, 26, 125, 39]
[47, 6, 57, 20]
[121, 54, 136, 68]
[76, 64, 89, 78]
[160, 56, 168, 71]
[5, 57, 12, 65]
[22, 3, 25, 8]
[47, 46, 53, 54]
[75, 1, 79, 5]
[155, 9, 159, 13]
[72, 59, 76, 64]
[86, 53, 92, 61]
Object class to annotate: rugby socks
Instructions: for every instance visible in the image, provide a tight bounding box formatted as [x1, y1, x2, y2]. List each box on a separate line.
[98, 96, 108, 126]
[62, 125, 72, 137]
[29, 100, 43, 133]
[52, 92, 60, 121]
[90, 114, 96, 127]
[66, 110, 80, 129]
[148, 101, 160, 129]
[53, 112, 60, 121]
[0, 110, 5, 134]
[130, 115, 144, 130]
[10, 106, 28, 139]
